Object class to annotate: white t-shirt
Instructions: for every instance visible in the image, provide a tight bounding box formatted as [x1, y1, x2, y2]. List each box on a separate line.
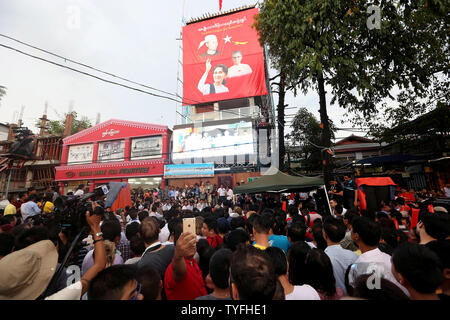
[226, 189, 234, 200]
[158, 223, 170, 243]
[45, 281, 83, 300]
[74, 189, 84, 196]
[355, 248, 409, 296]
[285, 285, 321, 300]
[218, 188, 227, 197]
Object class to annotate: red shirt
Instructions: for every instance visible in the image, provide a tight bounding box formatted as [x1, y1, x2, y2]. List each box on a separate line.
[207, 235, 223, 249]
[164, 258, 207, 300]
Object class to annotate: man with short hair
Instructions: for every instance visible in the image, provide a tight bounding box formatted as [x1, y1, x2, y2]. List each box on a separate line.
[202, 216, 223, 249]
[217, 185, 227, 205]
[137, 217, 174, 282]
[252, 212, 273, 250]
[20, 194, 41, 221]
[323, 217, 358, 295]
[196, 248, 233, 300]
[417, 213, 450, 245]
[391, 242, 443, 300]
[3, 194, 17, 216]
[351, 216, 408, 295]
[164, 229, 207, 300]
[229, 245, 277, 300]
[342, 175, 358, 210]
[88, 264, 143, 300]
[227, 51, 252, 78]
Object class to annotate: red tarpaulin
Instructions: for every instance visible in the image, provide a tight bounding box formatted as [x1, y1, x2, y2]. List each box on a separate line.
[356, 177, 397, 212]
[110, 184, 133, 213]
[182, 7, 267, 105]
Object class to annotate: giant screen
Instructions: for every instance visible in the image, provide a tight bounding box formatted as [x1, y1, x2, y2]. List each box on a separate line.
[182, 8, 267, 105]
[172, 121, 254, 160]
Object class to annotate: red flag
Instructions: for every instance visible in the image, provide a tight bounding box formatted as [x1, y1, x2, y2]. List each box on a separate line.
[219, 0, 222, 11]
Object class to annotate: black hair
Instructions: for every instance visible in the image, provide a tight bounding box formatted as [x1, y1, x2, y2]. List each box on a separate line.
[88, 264, 138, 300]
[230, 245, 277, 300]
[273, 278, 285, 300]
[272, 214, 287, 236]
[151, 204, 159, 212]
[216, 217, 230, 234]
[14, 226, 49, 251]
[352, 274, 409, 300]
[312, 222, 327, 251]
[203, 216, 218, 234]
[101, 219, 122, 242]
[230, 216, 245, 230]
[125, 222, 140, 241]
[0, 233, 15, 256]
[426, 240, 450, 269]
[209, 248, 233, 289]
[287, 222, 307, 242]
[304, 248, 337, 297]
[420, 213, 450, 241]
[138, 210, 149, 222]
[136, 265, 161, 300]
[197, 238, 215, 279]
[392, 242, 443, 294]
[128, 209, 138, 220]
[323, 217, 347, 243]
[223, 229, 250, 252]
[352, 216, 381, 247]
[129, 236, 146, 257]
[287, 241, 311, 285]
[253, 212, 273, 234]
[265, 246, 288, 276]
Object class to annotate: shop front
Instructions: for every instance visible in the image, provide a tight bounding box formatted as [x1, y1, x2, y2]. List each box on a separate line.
[55, 119, 171, 194]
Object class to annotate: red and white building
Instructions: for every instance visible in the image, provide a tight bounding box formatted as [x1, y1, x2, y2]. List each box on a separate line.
[55, 119, 171, 193]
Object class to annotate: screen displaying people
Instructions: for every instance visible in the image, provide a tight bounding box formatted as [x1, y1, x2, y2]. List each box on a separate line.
[173, 123, 254, 159]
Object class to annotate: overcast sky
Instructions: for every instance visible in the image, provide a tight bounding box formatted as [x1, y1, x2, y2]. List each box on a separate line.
[0, 0, 362, 140]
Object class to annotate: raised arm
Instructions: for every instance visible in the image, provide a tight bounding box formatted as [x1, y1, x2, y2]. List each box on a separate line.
[198, 59, 212, 95]
[80, 208, 106, 296]
[172, 232, 197, 282]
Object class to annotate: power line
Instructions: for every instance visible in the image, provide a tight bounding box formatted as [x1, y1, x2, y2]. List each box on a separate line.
[0, 33, 204, 106]
[0, 43, 186, 104]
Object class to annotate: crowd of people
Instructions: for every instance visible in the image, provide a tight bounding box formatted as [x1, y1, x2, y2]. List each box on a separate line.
[0, 178, 449, 301]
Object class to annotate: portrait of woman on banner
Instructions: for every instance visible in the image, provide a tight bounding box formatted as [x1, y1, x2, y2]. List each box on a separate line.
[197, 59, 229, 95]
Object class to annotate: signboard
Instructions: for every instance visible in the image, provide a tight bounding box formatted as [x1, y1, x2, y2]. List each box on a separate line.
[67, 144, 93, 165]
[164, 163, 215, 179]
[56, 161, 165, 181]
[131, 136, 162, 160]
[182, 7, 267, 105]
[98, 140, 125, 162]
[172, 121, 254, 160]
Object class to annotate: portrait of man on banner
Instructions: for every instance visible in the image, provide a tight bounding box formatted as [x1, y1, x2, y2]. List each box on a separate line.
[182, 7, 267, 105]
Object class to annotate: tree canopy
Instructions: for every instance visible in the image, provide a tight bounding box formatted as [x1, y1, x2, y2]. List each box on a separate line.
[254, 0, 448, 178]
[37, 111, 92, 136]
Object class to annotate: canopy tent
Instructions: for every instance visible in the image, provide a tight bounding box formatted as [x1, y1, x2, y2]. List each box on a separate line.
[233, 167, 325, 194]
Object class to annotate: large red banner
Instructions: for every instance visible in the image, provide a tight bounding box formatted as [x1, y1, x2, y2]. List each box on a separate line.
[182, 8, 267, 105]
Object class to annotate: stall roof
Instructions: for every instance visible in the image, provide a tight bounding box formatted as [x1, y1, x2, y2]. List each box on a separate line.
[233, 167, 324, 194]
[356, 154, 424, 165]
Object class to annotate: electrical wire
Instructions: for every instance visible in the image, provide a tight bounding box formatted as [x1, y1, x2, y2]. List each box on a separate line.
[0, 43, 188, 105]
[0, 33, 204, 106]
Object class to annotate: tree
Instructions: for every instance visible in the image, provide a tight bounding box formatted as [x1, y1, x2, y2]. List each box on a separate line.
[286, 107, 336, 172]
[37, 111, 92, 136]
[254, 0, 448, 184]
